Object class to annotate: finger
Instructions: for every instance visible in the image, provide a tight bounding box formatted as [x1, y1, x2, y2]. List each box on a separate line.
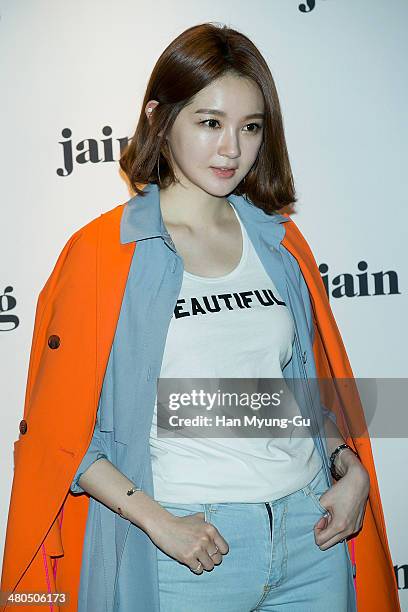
[211, 529, 229, 555]
[207, 544, 223, 565]
[194, 536, 226, 571]
[192, 550, 215, 573]
[190, 558, 204, 574]
[318, 533, 348, 551]
[201, 549, 218, 571]
[314, 521, 345, 548]
[314, 513, 330, 531]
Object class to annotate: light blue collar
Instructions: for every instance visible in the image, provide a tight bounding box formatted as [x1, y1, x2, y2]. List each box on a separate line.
[120, 182, 290, 245]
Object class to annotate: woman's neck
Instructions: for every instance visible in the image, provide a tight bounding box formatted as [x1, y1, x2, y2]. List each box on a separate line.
[159, 183, 232, 231]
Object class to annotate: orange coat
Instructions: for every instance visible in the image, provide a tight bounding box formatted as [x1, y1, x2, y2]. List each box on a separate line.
[1, 196, 400, 611]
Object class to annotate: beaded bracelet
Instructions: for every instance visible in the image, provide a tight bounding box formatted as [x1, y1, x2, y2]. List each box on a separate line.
[329, 443, 359, 480]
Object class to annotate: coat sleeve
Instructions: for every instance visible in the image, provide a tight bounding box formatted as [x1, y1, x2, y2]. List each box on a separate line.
[20, 229, 83, 422]
[26, 221, 114, 495]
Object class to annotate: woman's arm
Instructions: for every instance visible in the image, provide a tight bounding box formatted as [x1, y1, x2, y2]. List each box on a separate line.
[314, 414, 371, 550]
[71, 396, 229, 572]
[77, 457, 170, 531]
[76, 457, 229, 573]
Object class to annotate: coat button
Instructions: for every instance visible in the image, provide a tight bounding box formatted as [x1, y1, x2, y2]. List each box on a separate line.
[19, 419, 27, 435]
[48, 334, 60, 349]
[302, 351, 307, 364]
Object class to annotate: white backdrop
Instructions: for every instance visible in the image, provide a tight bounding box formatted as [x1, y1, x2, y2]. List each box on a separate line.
[1, 0, 407, 608]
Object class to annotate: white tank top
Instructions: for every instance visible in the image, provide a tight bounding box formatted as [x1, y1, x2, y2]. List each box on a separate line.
[149, 202, 322, 503]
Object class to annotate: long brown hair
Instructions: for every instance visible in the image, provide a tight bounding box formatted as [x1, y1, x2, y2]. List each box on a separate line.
[119, 22, 297, 214]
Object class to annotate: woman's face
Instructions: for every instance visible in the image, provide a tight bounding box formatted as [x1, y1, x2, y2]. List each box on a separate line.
[163, 73, 265, 196]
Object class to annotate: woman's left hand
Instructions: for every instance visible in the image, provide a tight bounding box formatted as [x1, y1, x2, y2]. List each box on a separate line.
[313, 454, 370, 550]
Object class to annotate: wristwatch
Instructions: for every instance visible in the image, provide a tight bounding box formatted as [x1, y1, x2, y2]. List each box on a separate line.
[329, 443, 359, 480]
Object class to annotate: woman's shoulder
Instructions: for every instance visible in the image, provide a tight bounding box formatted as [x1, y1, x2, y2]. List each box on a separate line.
[40, 201, 128, 300]
[72, 201, 126, 242]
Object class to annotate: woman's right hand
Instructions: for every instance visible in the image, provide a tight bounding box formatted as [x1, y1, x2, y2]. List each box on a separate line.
[146, 511, 229, 574]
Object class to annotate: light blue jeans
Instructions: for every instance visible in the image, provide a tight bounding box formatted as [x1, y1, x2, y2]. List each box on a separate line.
[156, 465, 357, 611]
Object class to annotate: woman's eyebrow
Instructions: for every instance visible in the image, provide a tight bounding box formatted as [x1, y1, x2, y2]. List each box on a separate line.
[194, 108, 265, 120]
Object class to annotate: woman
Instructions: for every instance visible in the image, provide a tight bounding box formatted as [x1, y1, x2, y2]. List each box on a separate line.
[1, 22, 400, 612]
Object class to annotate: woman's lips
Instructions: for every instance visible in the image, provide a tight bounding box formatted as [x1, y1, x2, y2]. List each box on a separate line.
[210, 167, 236, 178]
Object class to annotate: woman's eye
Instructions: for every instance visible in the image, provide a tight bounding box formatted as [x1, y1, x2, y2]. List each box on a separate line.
[200, 119, 220, 129]
[199, 119, 262, 133]
[244, 123, 262, 133]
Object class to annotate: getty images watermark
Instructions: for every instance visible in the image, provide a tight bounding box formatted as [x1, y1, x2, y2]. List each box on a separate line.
[165, 386, 311, 431]
[155, 377, 408, 439]
[156, 378, 320, 439]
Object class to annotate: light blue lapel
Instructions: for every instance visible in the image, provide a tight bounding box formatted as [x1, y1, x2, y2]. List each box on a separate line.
[120, 182, 290, 246]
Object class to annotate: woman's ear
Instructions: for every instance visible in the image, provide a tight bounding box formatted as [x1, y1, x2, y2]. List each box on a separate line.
[146, 100, 166, 139]
[145, 99, 160, 124]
